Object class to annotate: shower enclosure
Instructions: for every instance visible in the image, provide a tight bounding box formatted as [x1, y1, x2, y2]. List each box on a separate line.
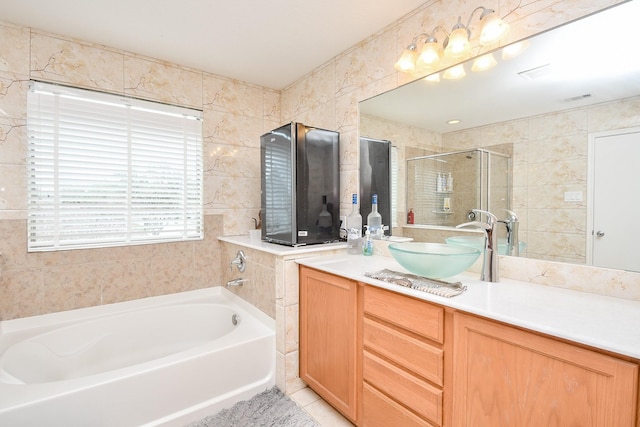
[406, 149, 511, 227]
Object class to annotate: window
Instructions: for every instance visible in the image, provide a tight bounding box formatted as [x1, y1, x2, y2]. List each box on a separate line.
[27, 81, 203, 252]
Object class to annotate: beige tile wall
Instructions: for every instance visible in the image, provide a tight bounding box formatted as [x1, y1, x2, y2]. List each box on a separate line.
[281, 0, 640, 298]
[1, 0, 638, 321]
[0, 24, 279, 320]
[442, 95, 640, 264]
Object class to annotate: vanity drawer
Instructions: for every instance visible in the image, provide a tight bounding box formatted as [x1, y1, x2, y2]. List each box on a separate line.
[362, 382, 436, 427]
[364, 350, 443, 426]
[364, 286, 444, 343]
[363, 317, 443, 386]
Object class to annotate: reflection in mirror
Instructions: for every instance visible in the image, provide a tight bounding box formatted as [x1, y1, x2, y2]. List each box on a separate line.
[359, 1, 640, 270]
[359, 137, 392, 236]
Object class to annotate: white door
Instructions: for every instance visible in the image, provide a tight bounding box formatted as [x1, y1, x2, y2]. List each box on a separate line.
[590, 129, 640, 272]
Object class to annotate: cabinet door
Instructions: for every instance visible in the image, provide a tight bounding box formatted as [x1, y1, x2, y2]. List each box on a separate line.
[299, 266, 358, 422]
[452, 313, 639, 427]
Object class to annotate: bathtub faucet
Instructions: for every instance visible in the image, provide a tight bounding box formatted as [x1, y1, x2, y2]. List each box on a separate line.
[230, 250, 246, 273]
[226, 278, 247, 287]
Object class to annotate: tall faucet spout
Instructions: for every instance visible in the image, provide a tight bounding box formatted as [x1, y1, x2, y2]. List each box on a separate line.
[499, 209, 520, 256]
[456, 209, 499, 282]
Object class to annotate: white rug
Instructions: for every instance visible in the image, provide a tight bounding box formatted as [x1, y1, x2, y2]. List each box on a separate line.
[188, 386, 320, 427]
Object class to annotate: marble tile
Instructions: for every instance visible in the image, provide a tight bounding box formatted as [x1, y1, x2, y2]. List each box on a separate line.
[0, 23, 30, 75]
[335, 30, 395, 98]
[42, 263, 103, 313]
[276, 351, 286, 392]
[528, 157, 586, 187]
[289, 387, 321, 406]
[275, 303, 285, 353]
[529, 108, 588, 140]
[203, 73, 264, 118]
[203, 142, 260, 178]
[284, 259, 300, 306]
[203, 109, 263, 148]
[0, 219, 42, 270]
[0, 269, 43, 320]
[0, 72, 29, 120]
[263, 89, 281, 123]
[588, 96, 640, 133]
[124, 56, 202, 108]
[0, 116, 26, 164]
[0, 163, 26, 211]
[303, 399, 355, 427]
[285, 303, 299, 354]
[31, 32, 124, 92]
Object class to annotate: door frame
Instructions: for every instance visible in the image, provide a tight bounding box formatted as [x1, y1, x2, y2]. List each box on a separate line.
[586, 126, 640, 266]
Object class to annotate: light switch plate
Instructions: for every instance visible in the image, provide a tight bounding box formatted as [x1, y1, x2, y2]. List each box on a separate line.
[564, 191, 583, 202]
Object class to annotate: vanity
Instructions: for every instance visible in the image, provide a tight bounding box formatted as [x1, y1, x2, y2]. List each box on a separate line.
[297, 254, 640, 426]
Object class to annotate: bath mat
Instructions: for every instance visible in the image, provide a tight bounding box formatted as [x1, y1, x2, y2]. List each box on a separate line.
[365, 268, 467, 297]
[187, 386, 320, 427]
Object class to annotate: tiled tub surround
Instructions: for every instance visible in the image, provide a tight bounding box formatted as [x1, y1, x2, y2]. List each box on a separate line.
[0, 0, 635, 337]
[0, 22, 280, 319]
[219, 235, 346, 395]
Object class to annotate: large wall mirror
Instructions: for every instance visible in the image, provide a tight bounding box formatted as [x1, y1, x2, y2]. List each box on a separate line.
[359, 1, 640, 271]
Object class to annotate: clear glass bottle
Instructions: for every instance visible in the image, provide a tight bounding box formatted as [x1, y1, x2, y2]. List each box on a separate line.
[367, 194, 383, 239]
[362, 228, 373, 256]
[346, 193, 362, 255]
[318, 195, 332, 235]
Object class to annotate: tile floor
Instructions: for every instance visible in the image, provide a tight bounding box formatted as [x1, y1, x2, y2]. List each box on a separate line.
[289, 387, 354, 426]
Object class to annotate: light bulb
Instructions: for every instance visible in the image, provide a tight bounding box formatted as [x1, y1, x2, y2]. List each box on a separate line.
[502, 40, 530, 60]
[417, 40, 441, 69]
[479, 12, 510, 45]
[471, 53, 498, 72]
[394, 46, 418, 73]
[442, 64, 466, 80]
[444, 27, 471, 58]
[424, 73, 440, 82]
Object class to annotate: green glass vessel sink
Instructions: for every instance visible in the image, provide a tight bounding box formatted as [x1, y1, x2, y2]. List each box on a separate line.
[388, 242, 481, 279]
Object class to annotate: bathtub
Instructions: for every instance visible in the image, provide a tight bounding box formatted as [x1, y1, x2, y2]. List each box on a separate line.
[0, 287, 275, 426]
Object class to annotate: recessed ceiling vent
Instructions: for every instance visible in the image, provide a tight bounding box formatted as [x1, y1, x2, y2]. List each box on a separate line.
[517, 64, 551, 80]
[564, 93, 592, 102]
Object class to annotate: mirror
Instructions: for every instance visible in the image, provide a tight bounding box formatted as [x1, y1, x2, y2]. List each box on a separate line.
[359, 1, 640, 267]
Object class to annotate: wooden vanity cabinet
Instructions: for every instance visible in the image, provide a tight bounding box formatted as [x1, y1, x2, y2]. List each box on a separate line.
[300, 266, 640, 427]
[299, 266, 359, 423]
[361, 285, 448, 427]
[452, 312, 639, 427]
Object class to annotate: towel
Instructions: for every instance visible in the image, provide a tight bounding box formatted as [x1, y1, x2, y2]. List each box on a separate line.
[364, 269, 467, 298]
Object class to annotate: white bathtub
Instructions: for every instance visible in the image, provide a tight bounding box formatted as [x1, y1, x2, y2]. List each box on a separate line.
[0, 287, 275, 426]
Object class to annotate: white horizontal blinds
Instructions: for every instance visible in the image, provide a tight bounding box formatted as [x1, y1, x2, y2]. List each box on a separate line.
[27, 81, 203, 252]
[263, 136, 293, 234]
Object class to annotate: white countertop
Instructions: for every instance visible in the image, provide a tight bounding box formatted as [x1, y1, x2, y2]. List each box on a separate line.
[218, 234, 347, 256]
[296, 254, 640, 359]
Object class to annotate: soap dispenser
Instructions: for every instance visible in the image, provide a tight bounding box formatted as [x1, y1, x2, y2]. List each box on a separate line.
[362, 228, 373, 256]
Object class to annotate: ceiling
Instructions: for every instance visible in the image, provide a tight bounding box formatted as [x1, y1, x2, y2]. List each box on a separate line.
[0, 0, 426, 90]
[360, 1, 640, 133]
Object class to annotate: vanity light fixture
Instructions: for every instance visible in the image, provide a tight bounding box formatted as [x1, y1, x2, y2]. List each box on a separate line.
[442, 64, 466, 80]
[471, 53, 498, 72]
[502, 40, 530, 60]
[424, 73, 440, 82]
[395, 6, 509, 75]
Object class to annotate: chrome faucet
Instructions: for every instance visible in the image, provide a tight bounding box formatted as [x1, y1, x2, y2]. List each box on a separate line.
[499, 209, 520, 257]
[456, 209, 499, 282]
[230, 250, 247, 272]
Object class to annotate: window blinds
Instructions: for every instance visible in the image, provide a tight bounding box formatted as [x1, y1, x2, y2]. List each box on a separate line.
[27, 81, 203, 252]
